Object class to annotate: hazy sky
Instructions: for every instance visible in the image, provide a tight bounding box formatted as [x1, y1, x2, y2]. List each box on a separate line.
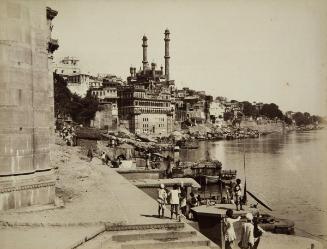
[48, 0, 327, 115]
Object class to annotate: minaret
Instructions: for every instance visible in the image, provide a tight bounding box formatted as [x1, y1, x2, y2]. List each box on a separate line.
[142, 35, 148, 72]
[151, 62, 156, 80]
[164, 29, 170, 81]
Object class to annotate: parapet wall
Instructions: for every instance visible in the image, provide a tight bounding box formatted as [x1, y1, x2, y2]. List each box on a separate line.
[0, 0, 56, 210]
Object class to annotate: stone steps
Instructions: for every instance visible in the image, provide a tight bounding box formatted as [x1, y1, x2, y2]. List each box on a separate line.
[112, 230, 197, 242]
[120, 237, 211, 249]
[76, 226, 216, 249]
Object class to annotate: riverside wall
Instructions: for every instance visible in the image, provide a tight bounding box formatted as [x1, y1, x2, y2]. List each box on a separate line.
[239, 120, 286, 133]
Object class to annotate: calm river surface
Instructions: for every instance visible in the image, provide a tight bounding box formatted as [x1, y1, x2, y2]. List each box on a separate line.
[179, 128, 327, 243]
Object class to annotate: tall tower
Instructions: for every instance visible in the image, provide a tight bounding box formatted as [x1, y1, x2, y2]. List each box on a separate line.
[142, 35, 148, 72]
[164, 29, 170, 81]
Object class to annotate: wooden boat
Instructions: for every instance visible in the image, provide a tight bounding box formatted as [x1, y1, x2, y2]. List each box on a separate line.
[176, 140, 199, 149]
[203, 175, 219, 184]
[195, 170, 237, 185]
[181, 145, 199, 149]
[171, 160, 237, 186]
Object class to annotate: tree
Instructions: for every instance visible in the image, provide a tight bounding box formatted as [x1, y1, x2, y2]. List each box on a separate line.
[242, 101, 256, 117]
[224, 111, 234, 121]
[293, 112, 307, 126]
[311, 115, 323, 124]
[54, 73, 73, 118]
[53, 73, 100, 126]
[70, 91, 100, 126]
[283, 116, 293, 125]
[260, 103, 283, 119]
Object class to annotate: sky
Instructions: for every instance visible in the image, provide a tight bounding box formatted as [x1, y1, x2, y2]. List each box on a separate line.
[48, 0, 327, 116]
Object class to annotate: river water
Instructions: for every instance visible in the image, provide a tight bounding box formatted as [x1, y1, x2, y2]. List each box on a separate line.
[179, 128, 327, 244]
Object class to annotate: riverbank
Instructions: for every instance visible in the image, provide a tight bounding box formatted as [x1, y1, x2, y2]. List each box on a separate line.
[179, 129, 327, 248]
[0, 136, 216, 249]
[0, 135, 323, 249]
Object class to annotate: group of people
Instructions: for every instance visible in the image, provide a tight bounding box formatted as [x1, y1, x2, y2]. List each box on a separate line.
[157, 183, 202, 220]
[58, 124, 76, 146]
[87, 149, 124, 168]
[224, 209, 264, 249]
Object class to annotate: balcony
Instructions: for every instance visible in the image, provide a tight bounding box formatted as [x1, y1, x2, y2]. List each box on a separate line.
[48, 38, 59, 53]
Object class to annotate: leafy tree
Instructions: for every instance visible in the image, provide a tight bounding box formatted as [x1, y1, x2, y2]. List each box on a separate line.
[293, 112, 308, 126]
[283, 116, 293, 125]
[70, 91, 100, 126]
[54, 73, 73, 118]
[242, 101, 257, 117]
[260, 103, 283, 119]
[224, 111, 234, 121]
[53, 73, 100, 126]
[311, 115, 322, 124]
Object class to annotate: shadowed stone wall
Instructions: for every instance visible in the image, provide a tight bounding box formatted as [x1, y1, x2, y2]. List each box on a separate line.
[0, 0, 57, 210]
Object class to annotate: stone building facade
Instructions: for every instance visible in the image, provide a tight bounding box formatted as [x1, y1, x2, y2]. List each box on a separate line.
[0, 1, 58, 210]
[90, 75, 123, 130]
[118, 86, 173, 135]
[54, 56, 80, 75]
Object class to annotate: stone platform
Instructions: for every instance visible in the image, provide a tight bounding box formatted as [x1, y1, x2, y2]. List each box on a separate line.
[0, 145, 218, 249]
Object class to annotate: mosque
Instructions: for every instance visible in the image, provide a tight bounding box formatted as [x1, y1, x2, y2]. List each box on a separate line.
[118, 30, 175, 135]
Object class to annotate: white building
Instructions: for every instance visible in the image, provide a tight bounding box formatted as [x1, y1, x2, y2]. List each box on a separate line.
[66, 74, 93, 97]
[54, 56, 80, 75]
[209, 101, 225, 124]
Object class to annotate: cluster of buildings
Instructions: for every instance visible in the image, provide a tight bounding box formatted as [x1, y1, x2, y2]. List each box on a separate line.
[54, 30, 268, 136]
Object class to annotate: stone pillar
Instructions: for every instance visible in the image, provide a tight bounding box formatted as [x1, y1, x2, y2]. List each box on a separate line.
[0, 0, 57, 210]
[164, 29, 170, 81]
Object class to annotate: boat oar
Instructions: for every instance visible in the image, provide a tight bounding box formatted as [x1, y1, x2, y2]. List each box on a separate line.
[246, 190, 273, 211]
[242, 142, 248, 205]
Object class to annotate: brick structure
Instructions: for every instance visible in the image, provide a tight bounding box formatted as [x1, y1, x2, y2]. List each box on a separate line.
[0, 1, 58, 210]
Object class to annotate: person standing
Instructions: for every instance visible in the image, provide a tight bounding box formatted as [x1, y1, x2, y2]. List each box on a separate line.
[87, 148, 93, 162]
[145, 151, 151, 170]
[252, 216, 265, 249]
[101, 152, 107, 165]
[239, 213, 255, 249]
[157, 184, 167, 218]
[224, 209, 241, 249]
[180, 191, 187, 217]
[166, 156, 173, 178]
[169, 184, 180, 220]
[234, 179, 243, 211]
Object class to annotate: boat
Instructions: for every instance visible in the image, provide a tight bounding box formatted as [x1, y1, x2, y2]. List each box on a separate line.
[172, 160, 237, 185]
[256, 213, 294, 234]
[202, 175, 219, 184]
[176, 140, 199, 149]
[195, 170, 237, 185]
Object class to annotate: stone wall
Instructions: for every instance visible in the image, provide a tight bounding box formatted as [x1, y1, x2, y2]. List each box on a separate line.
[0, 0, 56, 210]
[240, 120, 285, 133]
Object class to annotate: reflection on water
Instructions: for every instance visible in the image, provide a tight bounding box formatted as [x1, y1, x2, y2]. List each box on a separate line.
[180, 129, 327, 242]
